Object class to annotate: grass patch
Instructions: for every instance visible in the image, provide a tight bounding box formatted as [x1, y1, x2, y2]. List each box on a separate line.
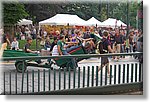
[18, 39, 54, 51]
[18, 40, 40, 50]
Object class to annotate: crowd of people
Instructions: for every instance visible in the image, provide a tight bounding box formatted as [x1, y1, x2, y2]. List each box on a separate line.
[1, 26, 143, 60]
[1, 26, 143, 76]
[35, 27, 143, 59]
[15, 25, 37, 40]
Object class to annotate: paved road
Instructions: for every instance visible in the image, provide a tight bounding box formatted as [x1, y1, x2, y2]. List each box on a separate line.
[0, 56, 142, 94]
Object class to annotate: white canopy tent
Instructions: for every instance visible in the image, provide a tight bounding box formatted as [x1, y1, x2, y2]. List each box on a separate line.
[101, 18, 127, 28]
[85, 17, 102, 26]
[117, 20, 127, 27]
[18, 19, 33, 25]
[39, 14, 87, 26]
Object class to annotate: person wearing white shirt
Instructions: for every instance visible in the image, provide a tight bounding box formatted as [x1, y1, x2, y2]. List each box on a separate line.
[11, 37, 19, 50]
[52, 45, 59, 56]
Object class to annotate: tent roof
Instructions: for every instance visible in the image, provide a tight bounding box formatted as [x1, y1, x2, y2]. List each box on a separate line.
[117, 20, 127, 27]
[18, 19, 32, 25]
[101, 18, 127, 27]
[86, 17, 102, 26]
[101, 18, 117, 27]
[39, 14, 86, 26]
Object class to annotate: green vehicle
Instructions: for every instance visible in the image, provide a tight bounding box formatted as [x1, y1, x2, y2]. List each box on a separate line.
[2, 45, 86, 73]
[3, 35, 101, 73]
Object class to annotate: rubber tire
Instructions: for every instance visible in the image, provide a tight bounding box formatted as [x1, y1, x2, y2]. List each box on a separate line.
[15, 61, 27, 73]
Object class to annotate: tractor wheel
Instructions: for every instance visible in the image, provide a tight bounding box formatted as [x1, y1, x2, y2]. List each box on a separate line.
[15, 61, 27, 73]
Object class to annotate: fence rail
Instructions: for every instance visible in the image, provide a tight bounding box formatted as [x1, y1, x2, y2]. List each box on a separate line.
[2, 52, 142, 61]
[2, 52, 143, 95]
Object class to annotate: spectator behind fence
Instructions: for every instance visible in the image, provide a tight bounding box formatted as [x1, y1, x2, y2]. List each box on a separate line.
[120, 30, 126, 58]
[114, 29, 122, 60]
[11, 37, 19, 50]
[128, 31, 134, 53]
[44, 37, 51, 50]
[1, 33, 10, 50]
[31, 26, 36, 39]
[50, 37, 58, 52]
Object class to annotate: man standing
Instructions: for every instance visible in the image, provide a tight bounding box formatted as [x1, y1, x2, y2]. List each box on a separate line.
[120, 30, 126, 58]
[114, 29, 122, 60]
[97, 31, 114, 77]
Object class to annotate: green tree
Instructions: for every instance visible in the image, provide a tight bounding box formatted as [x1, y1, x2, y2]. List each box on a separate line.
[3, 3, 29, 25]
[24, 4, 64, 23]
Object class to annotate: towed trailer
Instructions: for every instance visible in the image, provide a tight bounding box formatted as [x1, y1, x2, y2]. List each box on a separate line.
[3, 34, 101, 73]
[3, 45, 86, 73]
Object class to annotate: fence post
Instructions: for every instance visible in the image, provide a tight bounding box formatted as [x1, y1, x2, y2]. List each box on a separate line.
[54, 69, 56, 90]
[96, 66, 99, 86]
[27, 70, 29, 93]
[92, 66, 94, 86]
[64, 68, 66, 89]
[73, 67, 76, 88]
[32, 70, 34, 93]
[139, 63, 142, 82]
[83, 66, 85, 88]
[9, 72, 11, 95]
[38, 69, 40, 92]
[49, 69, 51, 91]
[15, 72, 17, 94]
[127, 64, 129, 83]
[4, 72, 5, 95]
[68, 67, 71, 89]
[122, 64, 125, 83]
[100, 65, 103, 86]
[135, 63, 137, 82]
[87, 66, 90, 87]
[59, 68, 61, 90]
[114, 65, 116, 84]
[21, 60, 25, 94]
[43, 69, 45, 92]
[105, 65, 108, 85]
[78, 67, 80, 88]
[118, 64, 121, 84]
[131, 64, 134, 82]
[109, 65, 112, 85]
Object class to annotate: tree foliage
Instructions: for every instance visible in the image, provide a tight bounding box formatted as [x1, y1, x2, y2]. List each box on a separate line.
[3, 3, 29, 25]
[3, 1, 141, 28]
